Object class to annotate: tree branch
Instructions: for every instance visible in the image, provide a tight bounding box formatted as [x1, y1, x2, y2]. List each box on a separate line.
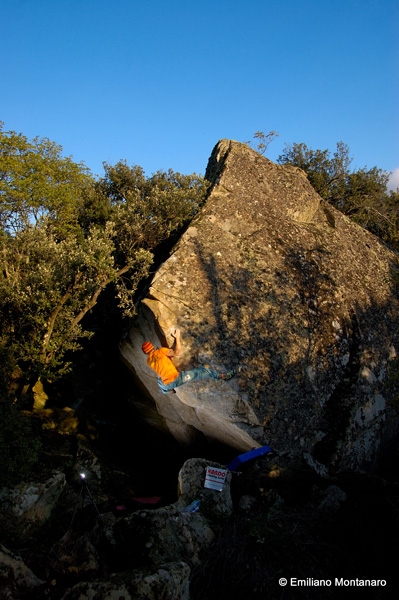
[40, 272, 83, 363]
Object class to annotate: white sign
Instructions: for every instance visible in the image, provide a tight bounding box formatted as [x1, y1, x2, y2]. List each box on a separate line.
[204, 466, 227, 492]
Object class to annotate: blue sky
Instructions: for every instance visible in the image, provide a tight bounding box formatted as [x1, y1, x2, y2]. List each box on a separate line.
[1, 0, 398, 188]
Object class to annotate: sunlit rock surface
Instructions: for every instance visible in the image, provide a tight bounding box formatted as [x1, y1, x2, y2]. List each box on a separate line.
[120, 139, 399, 474]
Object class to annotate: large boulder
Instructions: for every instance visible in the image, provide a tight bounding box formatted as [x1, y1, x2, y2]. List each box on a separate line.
[114, 505, 214, 568]
[176, 458, 233, 518]
[0, 471, 66, 535]
[120, 139, 399, 475]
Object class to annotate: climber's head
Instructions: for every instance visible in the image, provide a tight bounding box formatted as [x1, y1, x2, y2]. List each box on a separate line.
[142, 341, 155, 354]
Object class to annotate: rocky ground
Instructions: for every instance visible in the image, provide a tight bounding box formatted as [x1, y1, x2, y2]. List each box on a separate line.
[1, 423, 398, 599]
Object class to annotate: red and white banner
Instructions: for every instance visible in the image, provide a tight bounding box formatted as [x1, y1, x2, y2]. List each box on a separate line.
[204, 466, 227, 492]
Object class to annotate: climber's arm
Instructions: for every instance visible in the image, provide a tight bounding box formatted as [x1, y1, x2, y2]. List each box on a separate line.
[167, 328, 181, 357]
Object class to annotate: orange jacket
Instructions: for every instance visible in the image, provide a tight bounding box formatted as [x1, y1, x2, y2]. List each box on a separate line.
[147, 347, 179, 384]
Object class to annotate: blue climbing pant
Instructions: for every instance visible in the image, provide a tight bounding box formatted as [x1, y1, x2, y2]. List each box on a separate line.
[158, 366, 220, 394]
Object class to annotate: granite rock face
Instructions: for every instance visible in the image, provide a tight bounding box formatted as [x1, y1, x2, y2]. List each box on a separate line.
[120, 139, 399, 475]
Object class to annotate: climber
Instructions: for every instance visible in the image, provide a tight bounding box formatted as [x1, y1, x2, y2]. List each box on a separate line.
[141, 328, 235, 394]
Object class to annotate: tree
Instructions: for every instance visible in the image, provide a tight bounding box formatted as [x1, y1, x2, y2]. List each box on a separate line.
[338, 167, 390, 233]
[277, 141, 352, 203]
[95, 162, 209, 306]
[0, 122, 92, 235]
[0, 127, 209, 390]
[0, 223, 153, 383]
[277, 141, 398, 249]
[98, 161, 208, 243]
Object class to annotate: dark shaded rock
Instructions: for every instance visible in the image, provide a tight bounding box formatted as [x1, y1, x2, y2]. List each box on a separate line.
[48, 531, 100, 579]
[114, 505, 214, 568]
[61, 561, 190, 600]
[0, 544, 44, 598]
[238, 494, 257, 512]
[176, 458, 233, 518]
[317, 484, 347, 515]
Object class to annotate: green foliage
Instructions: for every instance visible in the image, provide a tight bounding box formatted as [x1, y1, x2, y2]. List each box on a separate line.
[0, 122, 92, 235]
[98, 161, 209, 248]
[1, 224, 126, 381]
[278, 141, 353, 201]
[0, 126, 209, 388]
[278, 141, 399, 249]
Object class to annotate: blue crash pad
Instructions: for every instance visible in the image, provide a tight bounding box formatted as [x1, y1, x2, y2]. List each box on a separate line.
[227, 445, 272, 471]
